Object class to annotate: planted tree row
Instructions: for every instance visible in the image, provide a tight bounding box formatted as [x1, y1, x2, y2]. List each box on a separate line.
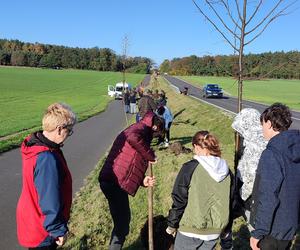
[0, 39, 152, 74]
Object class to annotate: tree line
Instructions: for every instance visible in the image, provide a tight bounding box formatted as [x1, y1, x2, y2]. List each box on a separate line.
[160, 51, 300, 79]
[0, 39, 152, 74]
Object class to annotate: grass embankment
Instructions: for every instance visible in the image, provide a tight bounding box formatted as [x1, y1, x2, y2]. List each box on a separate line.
[62, 76, 253, 250]
[180, 75, 300, 111]
[0, 67, 145, 152]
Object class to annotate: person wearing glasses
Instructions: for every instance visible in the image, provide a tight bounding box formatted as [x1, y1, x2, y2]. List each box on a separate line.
[17, 102, 77, 250]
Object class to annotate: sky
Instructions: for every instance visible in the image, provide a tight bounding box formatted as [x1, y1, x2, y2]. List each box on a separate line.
[1, 0, 300, 65]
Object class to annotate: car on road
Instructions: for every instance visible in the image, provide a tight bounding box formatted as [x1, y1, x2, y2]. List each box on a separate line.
[108, 82, 132, 99]
[202, 84, 223, 98]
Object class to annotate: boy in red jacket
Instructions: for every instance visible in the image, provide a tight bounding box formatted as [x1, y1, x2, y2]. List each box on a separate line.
[17, 103, 76, 250]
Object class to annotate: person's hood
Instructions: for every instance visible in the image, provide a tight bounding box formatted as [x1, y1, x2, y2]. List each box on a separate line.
[268, 130, 300, 163]
[140, 111, 155, 127]
[232, 108, 264, 142]
[193, 155, 229, 182]
[21, 131, 60, 160]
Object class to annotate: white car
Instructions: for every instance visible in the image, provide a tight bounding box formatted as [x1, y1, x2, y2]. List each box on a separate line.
[107, 82, 132, 99]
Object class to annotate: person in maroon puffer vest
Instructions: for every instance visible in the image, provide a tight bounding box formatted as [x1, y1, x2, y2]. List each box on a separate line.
[99, 111, 165, 250]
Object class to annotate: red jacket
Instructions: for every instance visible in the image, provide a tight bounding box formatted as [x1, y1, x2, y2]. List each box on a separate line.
[16, 133, 72, 247]
[99, 112, 156, 196]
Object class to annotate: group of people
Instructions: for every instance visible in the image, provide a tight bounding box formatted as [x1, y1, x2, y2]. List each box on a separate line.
[16, 98, 300, 250]
[165, 103, 300, 250]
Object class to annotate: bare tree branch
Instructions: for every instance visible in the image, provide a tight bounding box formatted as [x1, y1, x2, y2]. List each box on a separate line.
[205, 0, 240, 40]
[220, 0, 242, 30]
[235, 0, 243, 22]
[245, 0, 284, 35]
[245, 2, 297, 45]
[246, 0, 263, 25]
[192, 0, 239, 52]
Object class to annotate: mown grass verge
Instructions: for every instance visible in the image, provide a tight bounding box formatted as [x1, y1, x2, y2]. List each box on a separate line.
[61, 76, 264, 250]
[179, 75, 300, 111]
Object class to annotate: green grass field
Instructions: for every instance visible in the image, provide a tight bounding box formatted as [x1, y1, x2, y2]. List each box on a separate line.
[61, 76, 253, 250]
[0, 67, 145, 152]
[179, 75, 300, 111]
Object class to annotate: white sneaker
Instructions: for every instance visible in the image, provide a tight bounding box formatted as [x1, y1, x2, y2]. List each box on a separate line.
[164, 142, 169, 147]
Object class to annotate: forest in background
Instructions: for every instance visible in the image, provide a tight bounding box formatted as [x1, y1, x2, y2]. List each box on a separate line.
[1, 38, 300, 79]
[160, 51, 300, 79]
[0, 39, 152, 74]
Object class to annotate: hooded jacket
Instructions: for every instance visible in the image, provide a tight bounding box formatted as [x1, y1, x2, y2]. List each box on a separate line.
[168, 156, 231, 235]
[231, 108, 267, 201]
[16, 132, 72, 247]
[99, 112, 156, 196]
[250, 130, 300, 241]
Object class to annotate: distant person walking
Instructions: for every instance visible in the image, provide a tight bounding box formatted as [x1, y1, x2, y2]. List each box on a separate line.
[99, 112, 165, 250]
[16, 103, 77, 250]
[250, 103, 300, 250]
[166, 131, 231, 250]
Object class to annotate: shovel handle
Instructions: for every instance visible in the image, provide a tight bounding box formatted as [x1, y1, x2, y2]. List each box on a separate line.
[148, 162, 154, 250]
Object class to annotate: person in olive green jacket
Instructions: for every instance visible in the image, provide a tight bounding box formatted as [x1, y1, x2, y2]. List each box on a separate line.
[166, 130, 231, 250]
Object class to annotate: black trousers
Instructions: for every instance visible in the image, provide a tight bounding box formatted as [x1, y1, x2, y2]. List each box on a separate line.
[258, 235, 291, 250]
[29, 243, 57, 250]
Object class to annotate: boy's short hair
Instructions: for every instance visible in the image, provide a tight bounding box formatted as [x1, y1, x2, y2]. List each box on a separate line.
[260, 103, 292, 132]
[42, 103, 77, 132]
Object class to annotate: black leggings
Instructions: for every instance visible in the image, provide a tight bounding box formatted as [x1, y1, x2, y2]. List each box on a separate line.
[29, 243, 57, 250]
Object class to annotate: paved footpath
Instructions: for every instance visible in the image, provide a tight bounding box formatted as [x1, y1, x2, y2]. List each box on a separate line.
[0, 75, 150, 250]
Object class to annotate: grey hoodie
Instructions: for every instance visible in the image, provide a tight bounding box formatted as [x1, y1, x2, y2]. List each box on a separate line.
[231, 108, 267, 200]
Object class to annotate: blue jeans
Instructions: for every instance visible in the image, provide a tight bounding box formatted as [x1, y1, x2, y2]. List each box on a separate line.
[124, 105, 130, 113]
[174, 232, 217, 250]
[100, 182, 131, 250]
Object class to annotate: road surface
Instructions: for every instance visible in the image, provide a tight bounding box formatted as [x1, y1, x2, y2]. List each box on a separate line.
[164, 75, 300, 129]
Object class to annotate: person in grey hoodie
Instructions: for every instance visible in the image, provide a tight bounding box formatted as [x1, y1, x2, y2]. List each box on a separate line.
[219, 109, 267, 250]
[166, 131, 231, 250]
[250, 103, 300, 250]
[232, 108, 267, 217]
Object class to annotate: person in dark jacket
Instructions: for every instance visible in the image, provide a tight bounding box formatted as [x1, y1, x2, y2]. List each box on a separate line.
[129, 90, 137, 114]
[16, 103, 77, 250]
[137, 89, 157, 122]
[166, 131, 231, 250]
[123, 90, 130, 113]
[250, 103, 300, 250]
[99, 112, 165, 250]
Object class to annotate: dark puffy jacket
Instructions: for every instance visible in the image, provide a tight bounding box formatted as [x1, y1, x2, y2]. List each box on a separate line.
[250, 130, 300, 241]
[138, 95, 157, 119]
[99, 112, 156, 196]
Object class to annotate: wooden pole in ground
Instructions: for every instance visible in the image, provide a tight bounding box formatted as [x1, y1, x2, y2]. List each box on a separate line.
[148, 162, 154, 250]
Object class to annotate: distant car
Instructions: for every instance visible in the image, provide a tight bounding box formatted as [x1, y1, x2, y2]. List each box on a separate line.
[107, 82, 132, 100]
[202, 84, 223, 98]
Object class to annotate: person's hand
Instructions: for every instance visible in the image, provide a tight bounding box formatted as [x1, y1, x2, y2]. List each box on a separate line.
[149, 159, 157, 164]
[143, 176, 155, 187]
[56, 234, 67, 246]
[166, 226, 177, 237]
[250, 237, 260, 250]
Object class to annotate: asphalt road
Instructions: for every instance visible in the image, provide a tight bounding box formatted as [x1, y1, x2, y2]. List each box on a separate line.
[0, 75, 150, 250]
[164, 75, 300, 129]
